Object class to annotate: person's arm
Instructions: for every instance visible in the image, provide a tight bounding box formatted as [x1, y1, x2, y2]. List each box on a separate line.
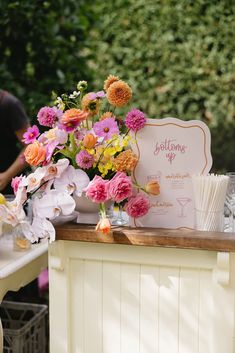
[0, 125, 29, 191]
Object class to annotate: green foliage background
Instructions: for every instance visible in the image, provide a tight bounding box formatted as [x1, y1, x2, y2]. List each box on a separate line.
[0, 0, 234, 171]
[0, 0, 93, 119]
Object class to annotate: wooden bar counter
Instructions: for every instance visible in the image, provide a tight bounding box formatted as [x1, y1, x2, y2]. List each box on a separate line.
[49, 224, 235, 353]
[55, 222, 235, 252]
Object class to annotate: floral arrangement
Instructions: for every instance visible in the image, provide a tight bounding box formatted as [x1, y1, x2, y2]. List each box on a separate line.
[0, 75, 160, 242]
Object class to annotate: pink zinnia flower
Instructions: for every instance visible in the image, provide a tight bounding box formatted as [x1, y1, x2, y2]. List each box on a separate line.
[22, 125, 40, 144]
[11, 175, 23, 194]
[125, 193, 150, 218]
[108, 172, 133, 203]
[86, 175, 109, 203]
[76, 150, 94, 169]
[37, 106, 59, 127]
[93, 117, 119, 140]
[125, 108, 146, 131]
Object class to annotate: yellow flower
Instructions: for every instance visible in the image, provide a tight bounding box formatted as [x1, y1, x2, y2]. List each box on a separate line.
[0, 193, 6, 205]
[104, 146, 116, 157]
[94, 145, 104, 162]
[98, 161, 113, 177]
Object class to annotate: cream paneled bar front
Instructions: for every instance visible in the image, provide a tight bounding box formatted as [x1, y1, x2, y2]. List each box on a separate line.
[49, 224, 235, 353]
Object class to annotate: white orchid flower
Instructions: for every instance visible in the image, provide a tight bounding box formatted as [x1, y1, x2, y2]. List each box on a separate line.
[33, 190, 75, 220]
[23, 167, 46, 193]
[21, 217, 55, 243]
[0, 203, 26, 227]
[44, 158, 70, 181]
[0, 182, 28, 227]
[53, 165, 90, 196]
[13, 180, 28, 207]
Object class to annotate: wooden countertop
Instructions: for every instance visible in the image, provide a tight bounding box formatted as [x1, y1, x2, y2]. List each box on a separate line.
[55, 223, 235, 252]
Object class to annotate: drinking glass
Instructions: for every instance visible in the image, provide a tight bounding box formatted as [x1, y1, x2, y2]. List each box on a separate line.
[225, 172, 235, 232]
[112, 204, 128, 226]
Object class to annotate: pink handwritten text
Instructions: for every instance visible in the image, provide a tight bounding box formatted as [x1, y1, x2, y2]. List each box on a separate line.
[154, 138, 187, 163]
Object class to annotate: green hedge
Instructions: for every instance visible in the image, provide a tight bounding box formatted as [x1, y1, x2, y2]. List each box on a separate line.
[0, 0, 93, 120]
[87, 0, 235, 171]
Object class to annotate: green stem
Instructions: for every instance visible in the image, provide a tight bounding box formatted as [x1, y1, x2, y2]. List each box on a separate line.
[123, 128, 130, 138]
[132, 180, 147, 194]
[99, 202, 107, 218]
[69, 132, 76, 152]
[69, 132, 78, 167]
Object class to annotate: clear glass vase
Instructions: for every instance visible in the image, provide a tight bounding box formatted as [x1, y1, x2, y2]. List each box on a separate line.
[112, 204, 128, 226]
[73, 194, 113, 225]
[13, 224, 31, 251]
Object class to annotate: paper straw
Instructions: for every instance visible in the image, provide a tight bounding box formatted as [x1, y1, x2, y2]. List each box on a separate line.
[192, 174, 229, 231]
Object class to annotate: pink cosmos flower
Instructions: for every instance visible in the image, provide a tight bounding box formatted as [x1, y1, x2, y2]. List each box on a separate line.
[88, 92, 97, 100]
[86, 175, 109, 203]
[22, 125, 40, 144]
[93, 117, 119, 140]
[108, 172, 133, 203]
[76, 150, 94, 169]
[89, 91, 106, 100]
[11, 175, 23, 194]
[38, 127, 68, 146]
[96, 91, 106, 98]
[45, 140, 59, 164]
[37, 106, 60, 127]
[125, 108, 146, 131]
[125, 193, 150, 218]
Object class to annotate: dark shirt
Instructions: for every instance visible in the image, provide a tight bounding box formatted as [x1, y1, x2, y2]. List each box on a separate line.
[0, 90, 29, 193]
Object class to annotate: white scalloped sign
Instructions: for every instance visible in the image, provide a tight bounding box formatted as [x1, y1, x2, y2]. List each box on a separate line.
[130, 117, 212, 229]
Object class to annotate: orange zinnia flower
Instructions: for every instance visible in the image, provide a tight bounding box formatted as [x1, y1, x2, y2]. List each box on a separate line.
[113, 149, 138, 172]
[61, 108, 89, 125]
[99, 111, 115, 121]
[103, 74, 120, 91]
[106, 80, 132, 107]
[95, 217, 111, 234]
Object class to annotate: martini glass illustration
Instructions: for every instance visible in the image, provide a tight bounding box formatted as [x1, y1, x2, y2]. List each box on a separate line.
[176, 197, 191, 217]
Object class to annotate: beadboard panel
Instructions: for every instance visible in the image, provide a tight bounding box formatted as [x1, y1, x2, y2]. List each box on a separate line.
[67, 260, 219, 353]
[49, 241, 235, 353]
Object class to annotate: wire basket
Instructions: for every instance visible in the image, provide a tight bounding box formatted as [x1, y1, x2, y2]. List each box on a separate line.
[0, 301, 48, 353]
